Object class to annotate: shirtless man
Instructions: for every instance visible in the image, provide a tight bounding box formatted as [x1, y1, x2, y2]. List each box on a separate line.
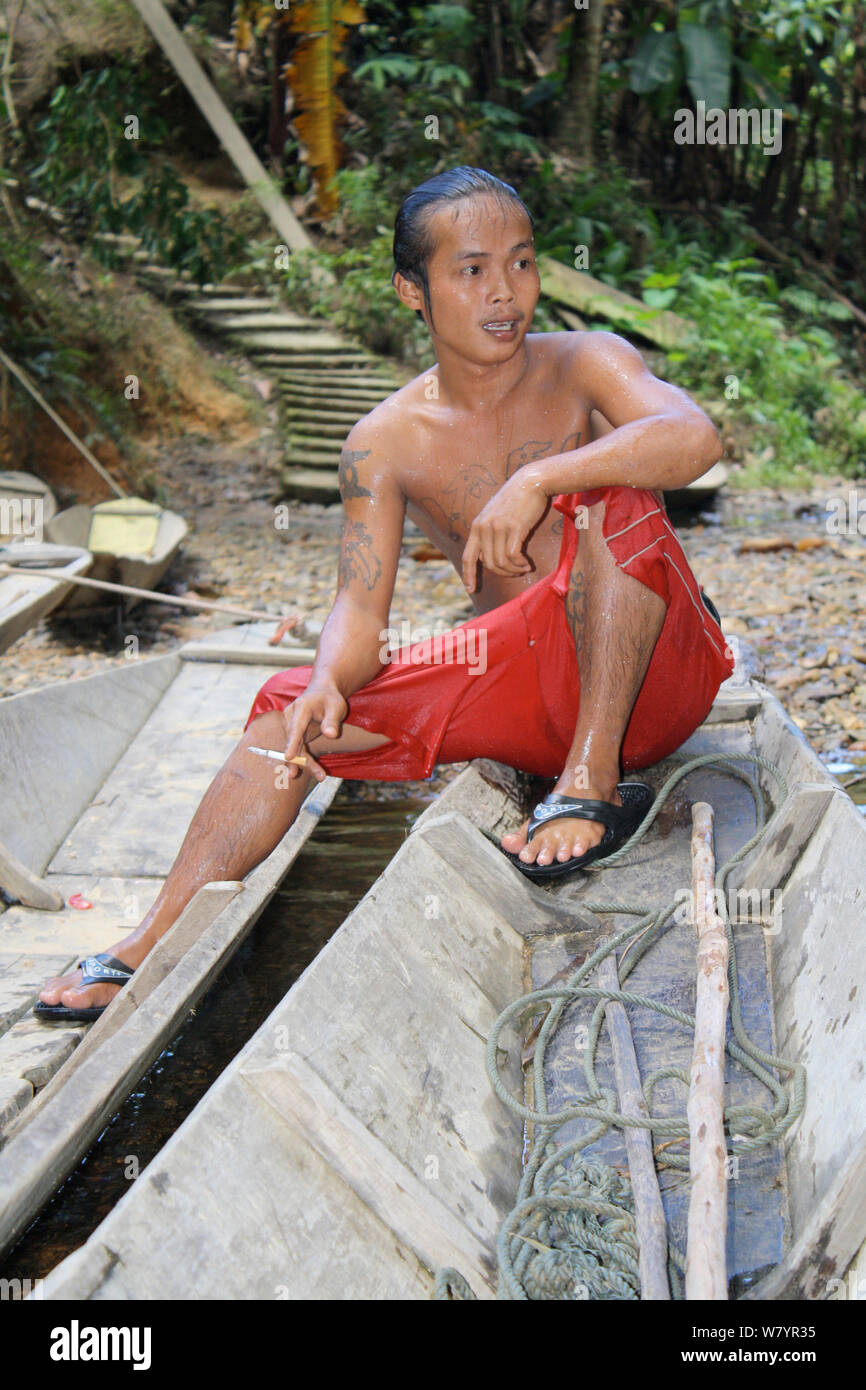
[37, 165, 731, 1022]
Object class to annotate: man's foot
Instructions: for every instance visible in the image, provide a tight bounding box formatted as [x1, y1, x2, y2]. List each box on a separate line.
[497, 783, 653, 878]
[500, 779, 623, 867]
[38, 935, 153, 1013]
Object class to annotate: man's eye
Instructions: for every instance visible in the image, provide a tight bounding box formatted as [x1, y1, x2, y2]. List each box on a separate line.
[462, 264, 481, 275]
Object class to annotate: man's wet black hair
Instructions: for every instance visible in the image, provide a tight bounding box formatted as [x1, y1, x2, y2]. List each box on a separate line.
[392, 166, 533, 330]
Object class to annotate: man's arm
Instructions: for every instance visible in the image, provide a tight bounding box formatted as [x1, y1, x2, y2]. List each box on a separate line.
[461, 332, 722, 590]
[522, 332, 722, 495]
[281, 423, 405, 770]
[309, 426, 405, 698]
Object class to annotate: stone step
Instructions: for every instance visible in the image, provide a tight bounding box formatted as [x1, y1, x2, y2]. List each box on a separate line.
[186, 298, 289, 316]
[280, 386, 397, 403]
[286, 419, 353, 439]
[207, 313, 323, 333]
[279, 370, 406, 386]
[280, 384, 391, 403]
[231, 330, 361, 351]
[280, 467, 341, 502]
[258, 354, 377, 369]
[286, 444, 342, 465]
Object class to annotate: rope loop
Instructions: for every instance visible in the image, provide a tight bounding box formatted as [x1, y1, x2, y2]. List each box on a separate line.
[436, 750, 806, 1300]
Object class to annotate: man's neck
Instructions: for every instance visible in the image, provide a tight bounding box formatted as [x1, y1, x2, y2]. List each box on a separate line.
[433, 338, 532, 413]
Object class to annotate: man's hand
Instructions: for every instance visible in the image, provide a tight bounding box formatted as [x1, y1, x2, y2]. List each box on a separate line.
[281, 684, 349, 782]
[461, 472, 549, 593]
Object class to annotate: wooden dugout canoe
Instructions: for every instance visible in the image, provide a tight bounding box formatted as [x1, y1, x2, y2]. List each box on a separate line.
[0, 542, 93, 654]
[45, 499, 188, 611]
[19, 666, 866, 1301]
[0, 624, 334, 1256]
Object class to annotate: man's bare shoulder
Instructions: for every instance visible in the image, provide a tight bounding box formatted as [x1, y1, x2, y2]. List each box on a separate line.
[340, 370, 434, 486]
[530, 328, 650, 374]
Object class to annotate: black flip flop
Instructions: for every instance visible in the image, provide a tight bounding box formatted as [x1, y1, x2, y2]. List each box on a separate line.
[500, 782, 654, 881]
[33, 952, 135, 1025]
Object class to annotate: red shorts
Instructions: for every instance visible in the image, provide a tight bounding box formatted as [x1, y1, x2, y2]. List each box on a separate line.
[244, 486, 734, 780]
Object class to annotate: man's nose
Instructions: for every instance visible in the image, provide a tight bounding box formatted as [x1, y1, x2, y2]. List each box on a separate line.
[488, 273, 516, 302]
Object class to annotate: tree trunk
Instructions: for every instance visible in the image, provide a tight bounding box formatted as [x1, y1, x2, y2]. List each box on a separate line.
[553, 0, 608, 163]
[267, 18, 294, 167]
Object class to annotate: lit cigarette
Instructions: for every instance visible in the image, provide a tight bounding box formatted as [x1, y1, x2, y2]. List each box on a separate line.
[248, 746, 308, 767]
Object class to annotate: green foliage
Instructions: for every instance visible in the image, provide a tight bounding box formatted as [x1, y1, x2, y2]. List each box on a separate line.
[25, 64, 243, 285]
[666, 263, 866, 483]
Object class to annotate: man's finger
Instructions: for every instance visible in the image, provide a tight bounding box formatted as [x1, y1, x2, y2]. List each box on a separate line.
[462, 533, 480, 592]
[506, 528, 531, 571]
[301, 747, 329, 783]
[491, 524, 510, 575]
[321, 699, 344, 740]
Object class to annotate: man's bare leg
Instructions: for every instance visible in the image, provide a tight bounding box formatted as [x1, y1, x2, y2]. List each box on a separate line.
[501, 498, 667, 866]
[39, 711, 390, 1011]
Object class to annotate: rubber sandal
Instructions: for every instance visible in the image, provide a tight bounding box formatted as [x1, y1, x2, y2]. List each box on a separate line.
[500, 782, 654, 881]
[33, 952, 135, 1025]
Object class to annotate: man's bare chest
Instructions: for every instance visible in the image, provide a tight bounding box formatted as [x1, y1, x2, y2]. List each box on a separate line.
[403, 412, 588, 548]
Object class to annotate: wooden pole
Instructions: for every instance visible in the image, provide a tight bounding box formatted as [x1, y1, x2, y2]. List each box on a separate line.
[128, 0, 313, 252]
[0, 347, 126, 498]
[685, 801, 730, 1300]
[0, 562, 299, 628]
[597, 951, 671, 1299]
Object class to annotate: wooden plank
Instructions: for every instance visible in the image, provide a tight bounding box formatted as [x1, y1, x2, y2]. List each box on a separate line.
[597, 952, 670, 1299]
[0, 954, 78, 1038]
[537, 256, 695, 350]
[726, 782, 838, 896]
[48, 661, 277, 877]
[5, 883, 242, 1131]
[685, 804, 729, 1301]
[0, 549, 92, 654]
[744, 1144, 866, 1300]
[39, 808, 524, 1297]
[0, 838, 63, 910]
[0, 773, 340, 1257]
[753, 686, 835, 796]
[180, 643, 317, 666]
[702, 685, 764, 724]
[127, 0, 312, 251]
[0, 654, 180, 875]
[41, 1058, 434, 1301]
[766, 789, 866, 1250]
[241, 1051, 494, 1298]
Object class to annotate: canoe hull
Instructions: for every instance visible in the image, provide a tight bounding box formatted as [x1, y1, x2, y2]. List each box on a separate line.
[0, 543, 93, 654]
[45, 504, 188, 609]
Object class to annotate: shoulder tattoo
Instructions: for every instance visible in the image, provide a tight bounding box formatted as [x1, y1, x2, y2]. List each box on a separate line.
[339, 448, 373, 500]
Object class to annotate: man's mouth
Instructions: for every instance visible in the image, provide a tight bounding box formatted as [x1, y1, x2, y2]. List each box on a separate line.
[482, 318, 521, 337]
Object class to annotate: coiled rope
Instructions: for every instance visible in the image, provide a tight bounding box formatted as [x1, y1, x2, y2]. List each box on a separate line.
[435, 751, 806, 1300]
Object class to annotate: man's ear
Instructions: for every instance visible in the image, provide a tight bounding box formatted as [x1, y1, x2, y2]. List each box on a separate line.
[393, 270, 426, 316]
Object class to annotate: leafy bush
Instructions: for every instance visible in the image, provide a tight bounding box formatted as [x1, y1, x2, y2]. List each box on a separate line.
[26, 64, 243, 285]
[665, 263, 866, 483]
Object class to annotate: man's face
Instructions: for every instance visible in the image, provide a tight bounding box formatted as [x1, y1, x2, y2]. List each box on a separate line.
[417, 195, 539, 361]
